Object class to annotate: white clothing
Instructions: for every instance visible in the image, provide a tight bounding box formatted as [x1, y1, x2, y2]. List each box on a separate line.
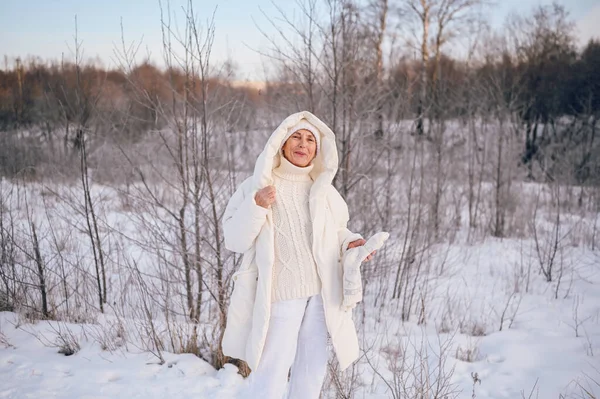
[271, 156, 321, 302]
[222, 111, 362, 371]
[341, 232, 389, 311]
[239, 295, 328, 399]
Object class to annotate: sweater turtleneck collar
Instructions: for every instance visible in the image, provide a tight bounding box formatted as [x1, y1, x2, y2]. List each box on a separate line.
[273, 155, 314, 182]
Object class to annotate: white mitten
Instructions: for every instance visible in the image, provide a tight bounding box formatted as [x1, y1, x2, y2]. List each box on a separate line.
[341, 232, 389, 311]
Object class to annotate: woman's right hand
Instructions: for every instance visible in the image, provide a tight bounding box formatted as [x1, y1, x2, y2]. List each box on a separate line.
[255, 186, 276, 209]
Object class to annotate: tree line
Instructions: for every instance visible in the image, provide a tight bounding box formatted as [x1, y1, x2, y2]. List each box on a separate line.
[0, 3, 598, 185]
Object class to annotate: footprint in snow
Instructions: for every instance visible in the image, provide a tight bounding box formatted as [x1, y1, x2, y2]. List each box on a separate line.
[29, 368, 43, 377]
[52, 364, 73, 377]
[0, 355, 16, 367]
[102, 371, 121, 382]
[486, 354, 506, 363]
[0, 354, 30, 369]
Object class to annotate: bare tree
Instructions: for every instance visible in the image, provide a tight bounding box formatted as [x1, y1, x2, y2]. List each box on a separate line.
[50, 18, 109, 313]
[400, 0, 484, 136]
[366, 0, 389, 138]
[365, 329, 460, 398]
[0, 183, 17, 312]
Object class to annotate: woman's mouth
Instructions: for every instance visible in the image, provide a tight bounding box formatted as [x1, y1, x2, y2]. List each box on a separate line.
[294, 151, 307, 157]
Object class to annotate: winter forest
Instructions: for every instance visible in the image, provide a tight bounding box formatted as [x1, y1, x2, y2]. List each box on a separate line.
[0, 0, 599, 398]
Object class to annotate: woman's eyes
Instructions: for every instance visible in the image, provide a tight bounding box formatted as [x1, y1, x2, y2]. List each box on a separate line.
[291, 135, 315, 143]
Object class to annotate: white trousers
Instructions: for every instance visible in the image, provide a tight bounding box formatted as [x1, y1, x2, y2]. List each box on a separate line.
[240, 294, 329, 399]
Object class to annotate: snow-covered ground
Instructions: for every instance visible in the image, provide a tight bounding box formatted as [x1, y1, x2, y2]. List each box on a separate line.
[354, 238, 600, 398]
[0, 315, 243, 398]
[0, 177, 599, 398]
[1, 237, 598, 398]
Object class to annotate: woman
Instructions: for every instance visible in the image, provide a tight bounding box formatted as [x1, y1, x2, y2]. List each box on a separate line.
[222, 111, 374, 398]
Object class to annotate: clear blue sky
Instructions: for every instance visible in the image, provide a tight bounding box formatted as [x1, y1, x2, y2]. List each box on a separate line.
[1, 0, 598, 79]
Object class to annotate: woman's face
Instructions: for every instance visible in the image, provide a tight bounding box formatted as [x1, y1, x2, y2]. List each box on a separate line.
[282, 129, 317, 167]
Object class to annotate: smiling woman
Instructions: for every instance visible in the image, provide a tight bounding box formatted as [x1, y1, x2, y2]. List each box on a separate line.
[280, 122, 320, 168]
[221, 111, 375, 399]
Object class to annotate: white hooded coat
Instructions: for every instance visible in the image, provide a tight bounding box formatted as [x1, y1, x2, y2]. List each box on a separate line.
[221, 111, 362, 371]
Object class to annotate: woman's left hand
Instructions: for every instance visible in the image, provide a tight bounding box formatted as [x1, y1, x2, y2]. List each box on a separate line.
[347, 239, 376, 261]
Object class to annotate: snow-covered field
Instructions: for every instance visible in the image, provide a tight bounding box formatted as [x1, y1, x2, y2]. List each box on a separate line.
[355, 238, 600, 398]
[0, 316, 243, 398]
[1, 236, 598, 397]
[0, 176, 599, 398]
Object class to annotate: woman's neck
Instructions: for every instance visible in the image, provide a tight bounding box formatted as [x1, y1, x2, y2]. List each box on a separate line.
[273, 155, 313, 182]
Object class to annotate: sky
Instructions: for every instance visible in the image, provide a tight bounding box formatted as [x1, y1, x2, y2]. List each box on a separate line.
[1, 0, 599, 80]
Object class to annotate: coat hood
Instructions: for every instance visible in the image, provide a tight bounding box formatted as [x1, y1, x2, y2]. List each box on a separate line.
[252, 111, 338, 190]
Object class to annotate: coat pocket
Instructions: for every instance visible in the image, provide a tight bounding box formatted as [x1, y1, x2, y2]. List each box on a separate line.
[223, 267, 258, 361]
[228, 268, 258, 325]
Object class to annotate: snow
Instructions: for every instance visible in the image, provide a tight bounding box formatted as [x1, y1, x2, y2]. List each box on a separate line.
[0, 179, 599, 398]
[347, 235, 599, 398]
[0, 313, 244, 398]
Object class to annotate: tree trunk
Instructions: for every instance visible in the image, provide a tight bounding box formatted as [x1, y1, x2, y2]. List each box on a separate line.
[31, 222, 48, 318]
[416, 1, 429, 136]
[374, 0, 388, 139]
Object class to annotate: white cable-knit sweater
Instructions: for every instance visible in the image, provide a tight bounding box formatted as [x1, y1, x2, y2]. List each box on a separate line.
[271, 156, 322, 302]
